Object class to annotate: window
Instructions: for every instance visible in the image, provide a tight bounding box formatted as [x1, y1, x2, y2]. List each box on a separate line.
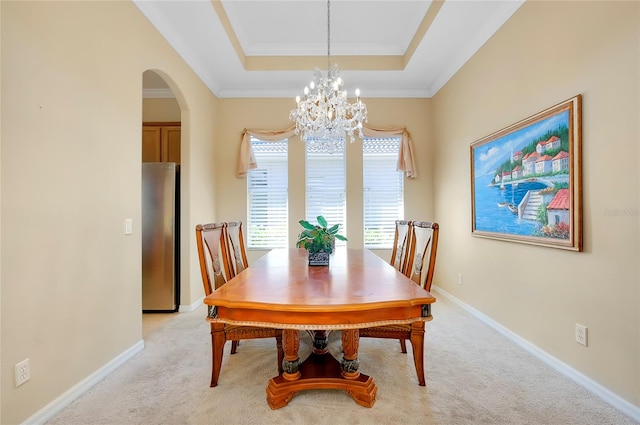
[247, 138, 288, 249]
[305, 140, 347, 243]
[363, 137, 404, 248]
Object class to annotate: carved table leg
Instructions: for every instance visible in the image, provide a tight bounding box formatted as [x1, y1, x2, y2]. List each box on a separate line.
[341, 329, 360, 379]
[281, 329, 301, 381]
[267, 329, 301, 409]
[312, 330, 329, 354]
[266, 328, 377, 409]
[275, 334, 284, 375]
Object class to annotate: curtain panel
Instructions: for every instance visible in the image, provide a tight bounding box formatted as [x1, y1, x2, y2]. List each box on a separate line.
[236, 124, 417, 179]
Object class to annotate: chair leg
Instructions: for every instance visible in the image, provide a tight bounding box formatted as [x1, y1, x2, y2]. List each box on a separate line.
[231, 340, 239, 354]
[409, 322, 426, 386]
[210, 324, 226, 387]
[276, 334, 284, 375]
[399, 338, 407, 353]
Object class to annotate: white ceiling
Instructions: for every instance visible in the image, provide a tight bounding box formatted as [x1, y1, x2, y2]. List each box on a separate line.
[135, 0, 524, 99]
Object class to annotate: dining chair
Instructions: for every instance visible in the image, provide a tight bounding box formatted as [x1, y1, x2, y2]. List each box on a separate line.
[390, 220, 412, 273]
[195, 222, 283, 387]
[360, 221, 439, 386]
[387, 219, 413, 353]
[224, 221, 249, 279]
[224, 221, 250, 353]
[405, 221, 439, 291]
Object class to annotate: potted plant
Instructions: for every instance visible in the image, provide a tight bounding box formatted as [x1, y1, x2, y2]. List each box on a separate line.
[296, 215, 347, 266]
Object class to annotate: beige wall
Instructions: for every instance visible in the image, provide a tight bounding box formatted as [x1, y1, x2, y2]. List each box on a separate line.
[142, 97, 181, 122]
[213, 98, 433, 263]
[432, 1, 639, 406]
[0, 2, 218, 423]
[2, 0, 640, 423]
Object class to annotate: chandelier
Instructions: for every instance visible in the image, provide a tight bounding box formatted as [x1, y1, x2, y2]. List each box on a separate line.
[289, 0, 368, 153]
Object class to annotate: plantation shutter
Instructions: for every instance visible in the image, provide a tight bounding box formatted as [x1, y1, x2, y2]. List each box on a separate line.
[247, 138, 288, 248]
[363, 137, 404, 248]
[305, 141, 347, 244]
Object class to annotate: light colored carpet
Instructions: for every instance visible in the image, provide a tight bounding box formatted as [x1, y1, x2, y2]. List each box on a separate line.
[46, 295, 637, 425]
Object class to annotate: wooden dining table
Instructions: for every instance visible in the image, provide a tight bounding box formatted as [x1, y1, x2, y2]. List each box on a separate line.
[204, 247, 436, 409]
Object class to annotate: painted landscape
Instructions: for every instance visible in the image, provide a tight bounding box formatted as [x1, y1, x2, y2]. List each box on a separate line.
[472, 109, 572, 240]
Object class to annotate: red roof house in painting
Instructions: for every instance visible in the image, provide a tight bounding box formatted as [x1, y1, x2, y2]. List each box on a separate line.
[547, 188, 571, 225]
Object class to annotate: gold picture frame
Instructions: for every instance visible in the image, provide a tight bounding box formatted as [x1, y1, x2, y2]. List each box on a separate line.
[470, 95, 582, 251]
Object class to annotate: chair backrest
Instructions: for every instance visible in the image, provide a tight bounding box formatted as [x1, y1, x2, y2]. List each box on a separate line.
[195, 223, 232, 296]
[390, 220, 412, 274]
[225, 221, 249, 278]
[404, 221, 439, 291]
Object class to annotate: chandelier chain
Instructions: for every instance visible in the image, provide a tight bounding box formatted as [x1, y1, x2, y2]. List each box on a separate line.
[327, 0, 330, 70]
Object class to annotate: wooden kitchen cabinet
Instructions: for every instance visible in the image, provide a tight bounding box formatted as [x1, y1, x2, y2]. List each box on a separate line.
[142, 123, 181, 163]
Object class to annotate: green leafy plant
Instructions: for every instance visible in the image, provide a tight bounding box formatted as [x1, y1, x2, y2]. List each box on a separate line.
[296, 215, 347, 254]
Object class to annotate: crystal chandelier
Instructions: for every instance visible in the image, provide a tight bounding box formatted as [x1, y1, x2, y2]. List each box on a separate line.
[289, 0, 368, 153]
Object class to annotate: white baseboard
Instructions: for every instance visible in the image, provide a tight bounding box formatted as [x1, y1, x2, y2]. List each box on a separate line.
[432, 286, 640, 423]
[179, 296, 204, 312]
[22, 340, 145, 425]
[21, 289, 640, 424]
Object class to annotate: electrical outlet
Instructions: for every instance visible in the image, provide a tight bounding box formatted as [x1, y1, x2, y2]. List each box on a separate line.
[15, 358, 30, 387]
[457, 273, 463, 285]
[575, 323, 588, 347]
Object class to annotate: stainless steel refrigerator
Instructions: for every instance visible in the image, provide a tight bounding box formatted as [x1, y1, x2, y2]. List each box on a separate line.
[142, 162, 180, 312]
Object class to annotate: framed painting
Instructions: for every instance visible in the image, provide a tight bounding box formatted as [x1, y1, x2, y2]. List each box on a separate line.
[470, 95, 582, 251]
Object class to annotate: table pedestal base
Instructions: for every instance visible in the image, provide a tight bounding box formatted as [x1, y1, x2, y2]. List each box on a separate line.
[266, 351, 377, 409]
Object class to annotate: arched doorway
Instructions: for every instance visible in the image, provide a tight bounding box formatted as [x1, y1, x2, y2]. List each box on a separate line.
[141, 70, 182, 338]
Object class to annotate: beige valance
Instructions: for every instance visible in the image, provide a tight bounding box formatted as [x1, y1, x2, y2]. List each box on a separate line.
[361, 125, 417, 179]
[236, 126, 297, 178]
[236, 124, 417, 179]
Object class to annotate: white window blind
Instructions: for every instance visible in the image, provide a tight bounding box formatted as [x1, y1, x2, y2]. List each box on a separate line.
[363, 137, 404, 249]
[305, 141, 347, 243]
[247, 138, 288, 249]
